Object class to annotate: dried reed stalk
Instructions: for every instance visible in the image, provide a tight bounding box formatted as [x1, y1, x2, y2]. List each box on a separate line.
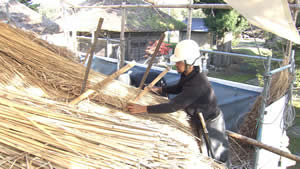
[0, 89, 224, 169]
[236, 58, 291, 167]
[240, 58, 291, 138]
[0, 23, 226, 168]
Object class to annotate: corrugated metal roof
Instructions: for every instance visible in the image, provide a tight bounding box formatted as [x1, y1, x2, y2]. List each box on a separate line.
[183, 18, 209, 32]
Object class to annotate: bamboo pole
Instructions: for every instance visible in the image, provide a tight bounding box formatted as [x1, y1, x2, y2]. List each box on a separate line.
[138, 33, 165, 89]
[80, 18, 104, 93]
[70, 61, 136, 105]
[226, 130, 300, 162]
[134, 67, 169, 102]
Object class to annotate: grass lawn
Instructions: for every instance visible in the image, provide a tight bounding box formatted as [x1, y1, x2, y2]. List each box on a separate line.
[210, 46, 300, 168]
[207, 71, 256, 83]
[207, 48, 263, 84]
[289, 47, 300, 169]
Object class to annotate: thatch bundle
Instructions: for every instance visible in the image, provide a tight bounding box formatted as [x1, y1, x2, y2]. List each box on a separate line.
[234, 58, 291, 167]
[0, 89, 226, 169]
[239, 58, 291, 138]
[0, 22, 191, 125]
[0, 23, 226, 168]
[0, 22, 94, 100]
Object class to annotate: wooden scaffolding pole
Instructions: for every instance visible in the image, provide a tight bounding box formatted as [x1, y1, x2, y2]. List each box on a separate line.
[227, 130, 300, 162]
[80, 18, 104, 93]
[70, 61, 136, 105]
[138, 33, 165, 89]
[119, 2, 126, 70]
[62, 3, 300, 9]
[186, 0, 193, 40]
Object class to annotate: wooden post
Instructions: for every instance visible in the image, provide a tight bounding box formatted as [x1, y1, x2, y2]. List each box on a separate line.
[186, 0, 193, 40]
[70, 61, 136, 105]
[80, 18, 104, 93]
[226, 130, 300, 162]
[72, 30, 78, 57]
[134, 67, 169, 102]
[138, 33, 165, 89]
[119, 2, 126, 70]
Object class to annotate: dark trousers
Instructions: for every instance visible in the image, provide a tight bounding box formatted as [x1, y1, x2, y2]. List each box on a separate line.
[192, 111, 231, 167]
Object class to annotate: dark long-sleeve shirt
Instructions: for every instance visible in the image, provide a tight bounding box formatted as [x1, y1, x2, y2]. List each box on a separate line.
[147, 68, 220, 120]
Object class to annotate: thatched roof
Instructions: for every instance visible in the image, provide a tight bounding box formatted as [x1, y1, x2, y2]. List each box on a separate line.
[0, 0, 60, 34]
[58, 0, 186, 32]
[0, 22, 226, 169]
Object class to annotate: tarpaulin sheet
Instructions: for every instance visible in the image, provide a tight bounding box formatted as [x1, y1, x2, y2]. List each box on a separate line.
[225, 0, 300, 44]
[91, 57, 260, 132]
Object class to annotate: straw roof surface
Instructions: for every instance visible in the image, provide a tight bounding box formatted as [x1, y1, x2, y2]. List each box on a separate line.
[0, 22, 225, 168]
[58, 0, 186, 32]
[239, 59, 291, 139]
[0, 0, 60, 34]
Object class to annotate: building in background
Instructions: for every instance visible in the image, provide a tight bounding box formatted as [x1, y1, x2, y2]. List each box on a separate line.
[180, 18, 213, 49]
[56, 0, 185, 61]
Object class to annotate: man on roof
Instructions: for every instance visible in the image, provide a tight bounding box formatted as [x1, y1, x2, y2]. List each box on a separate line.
[127, 39, 231, 167]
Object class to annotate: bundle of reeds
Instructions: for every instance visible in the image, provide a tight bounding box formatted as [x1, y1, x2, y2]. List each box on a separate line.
[26, 33, 80, 63]
[239, 58, 291, 139]
[0, 23, 226, 168]
[231, 57, 292, 168]
[0, 89, 224, 169]
[0, 22, 154, 109]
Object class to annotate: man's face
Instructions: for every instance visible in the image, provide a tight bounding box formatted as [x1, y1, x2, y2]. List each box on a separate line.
[175, 61, 185, 73]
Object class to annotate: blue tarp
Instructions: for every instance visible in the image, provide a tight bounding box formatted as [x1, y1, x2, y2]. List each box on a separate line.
[91, 57, 260, 132]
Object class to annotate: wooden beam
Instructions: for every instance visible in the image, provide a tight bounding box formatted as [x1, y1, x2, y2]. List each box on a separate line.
[138, 33, 165, 89]
[80, 18, 104, 93]
[119, 2, 126, 69]
[63, 3, 233, 9]
[226, 130, 300, 162]
[63, 2, 300, 10]
[186, 0, 193, 40]
[70, 61, 136, 105]
[134, 67, 169, 102]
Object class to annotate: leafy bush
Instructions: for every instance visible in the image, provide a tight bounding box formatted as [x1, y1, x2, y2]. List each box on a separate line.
[17, 0, 40, 11]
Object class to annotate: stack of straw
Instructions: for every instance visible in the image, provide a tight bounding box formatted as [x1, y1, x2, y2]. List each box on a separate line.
[0, 89, 224, 169]
[239, 58, 291, 139]
[0, 23, 226, 168]
[0, 22, 171, 110]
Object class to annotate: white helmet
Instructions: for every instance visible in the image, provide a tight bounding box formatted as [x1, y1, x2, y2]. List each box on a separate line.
[170, 40, 200, 66]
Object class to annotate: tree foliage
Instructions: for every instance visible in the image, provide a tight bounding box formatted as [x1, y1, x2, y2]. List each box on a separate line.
[17, 0, 40, 11]
[194, 0, 248, 37]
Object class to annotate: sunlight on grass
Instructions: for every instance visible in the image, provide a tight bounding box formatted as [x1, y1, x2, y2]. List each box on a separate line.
[208, 72, 256, 83]
[232, 48, 272, 56]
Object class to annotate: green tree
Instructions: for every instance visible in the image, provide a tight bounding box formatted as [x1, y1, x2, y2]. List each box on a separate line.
[194, 0, 248, 67]
[17, 0, 40, 11]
